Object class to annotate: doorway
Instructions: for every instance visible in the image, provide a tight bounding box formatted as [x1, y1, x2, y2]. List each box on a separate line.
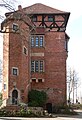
[12, 89, 18, 104]
[46, 103, 52, 113]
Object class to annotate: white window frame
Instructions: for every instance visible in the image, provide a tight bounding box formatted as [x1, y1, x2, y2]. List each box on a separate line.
[12, 67, 19, 76]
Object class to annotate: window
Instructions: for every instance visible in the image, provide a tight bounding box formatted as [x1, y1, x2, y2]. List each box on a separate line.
[35, 37, 39, 47]
[12, 67, 18, 76]
[31, 36, 44, 47]
[48, 15, 53, 22]
[40, 36, 43, 47]
[32, 16, 37, 22]
[31, 36, 34, 47]
[40, 61, 44, 72]
[35, 61, 39, 72]
[31, 78, 44, 83]
[38, 79, 42, 82]
[31, 60, 44, 73]
[23, 47, 27, 55]
[32, 78, 36, 82]
[31, 61, 35, 72]
[4, 84, 6, 90]
[12, 23, 19, 31]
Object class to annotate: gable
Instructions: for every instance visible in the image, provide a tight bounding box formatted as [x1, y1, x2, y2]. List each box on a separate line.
[23, 3, 69, 14]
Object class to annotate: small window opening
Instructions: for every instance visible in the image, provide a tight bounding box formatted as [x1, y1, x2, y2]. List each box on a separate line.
[24, 47, 27, 55]
[48, 15, 53, 22]
[12, 68, 18, 76]
[12, 23, 19, 31]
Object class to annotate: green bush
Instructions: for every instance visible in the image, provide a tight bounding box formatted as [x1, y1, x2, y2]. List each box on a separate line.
[70, 104, 82, 110]
[52, 105, 77, 115]
[0, 109, 38, 117]
[28, 90, 47, 107]
[28, 101, 39, 107]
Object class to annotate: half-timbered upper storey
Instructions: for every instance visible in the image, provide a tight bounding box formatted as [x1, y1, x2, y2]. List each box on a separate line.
[1, 3, 70, 33]
[23, 3, 70, 32]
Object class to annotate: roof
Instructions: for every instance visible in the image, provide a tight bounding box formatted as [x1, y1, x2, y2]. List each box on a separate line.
[23, 3, 69, 14]
[1, 11, 34, 31]
[1, 3, 70, 32]
[4, 3, 70, 17]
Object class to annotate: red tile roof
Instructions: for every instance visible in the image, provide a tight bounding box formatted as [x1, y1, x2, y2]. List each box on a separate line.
[23, 3, 69, 14]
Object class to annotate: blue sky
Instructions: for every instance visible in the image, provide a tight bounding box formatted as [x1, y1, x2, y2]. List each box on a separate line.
[0, 0, 82, 97]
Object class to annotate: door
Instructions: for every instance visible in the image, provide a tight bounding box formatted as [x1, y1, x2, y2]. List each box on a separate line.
[46, 103, 52, 113]
[12, 90, 18, 104]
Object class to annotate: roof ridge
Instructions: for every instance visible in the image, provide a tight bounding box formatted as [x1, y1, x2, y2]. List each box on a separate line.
[22, 3, 69, 14]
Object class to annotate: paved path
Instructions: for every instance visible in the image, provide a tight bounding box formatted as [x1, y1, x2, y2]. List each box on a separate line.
[0, 118, 60, 120]
[0, 117, 68, 120]
[58, 109, 82, 120]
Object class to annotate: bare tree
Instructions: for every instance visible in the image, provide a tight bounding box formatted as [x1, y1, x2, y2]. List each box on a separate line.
[0, 0, 17, 83]
[67, 68, 80, 105]
[0, 0, 18, 20]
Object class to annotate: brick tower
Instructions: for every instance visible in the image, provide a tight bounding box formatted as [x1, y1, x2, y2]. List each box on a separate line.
[1, 3, 70, 107]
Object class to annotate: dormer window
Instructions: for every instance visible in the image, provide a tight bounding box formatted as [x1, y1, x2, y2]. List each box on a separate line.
[48, 15, 53, 22]
[12, 23, 19, 31]
[32, 16, 37, 22]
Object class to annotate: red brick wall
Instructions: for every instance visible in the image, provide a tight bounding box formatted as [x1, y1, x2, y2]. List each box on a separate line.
[3, 32, 9, 100]
[2, 14, 67, 106]
[2, 20, 31, 103]
[31, 31, 67, 105]
[8, 21, 30, 103]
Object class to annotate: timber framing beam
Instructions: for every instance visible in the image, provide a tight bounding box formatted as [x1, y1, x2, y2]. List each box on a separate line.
[31, 13, 70, 32]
